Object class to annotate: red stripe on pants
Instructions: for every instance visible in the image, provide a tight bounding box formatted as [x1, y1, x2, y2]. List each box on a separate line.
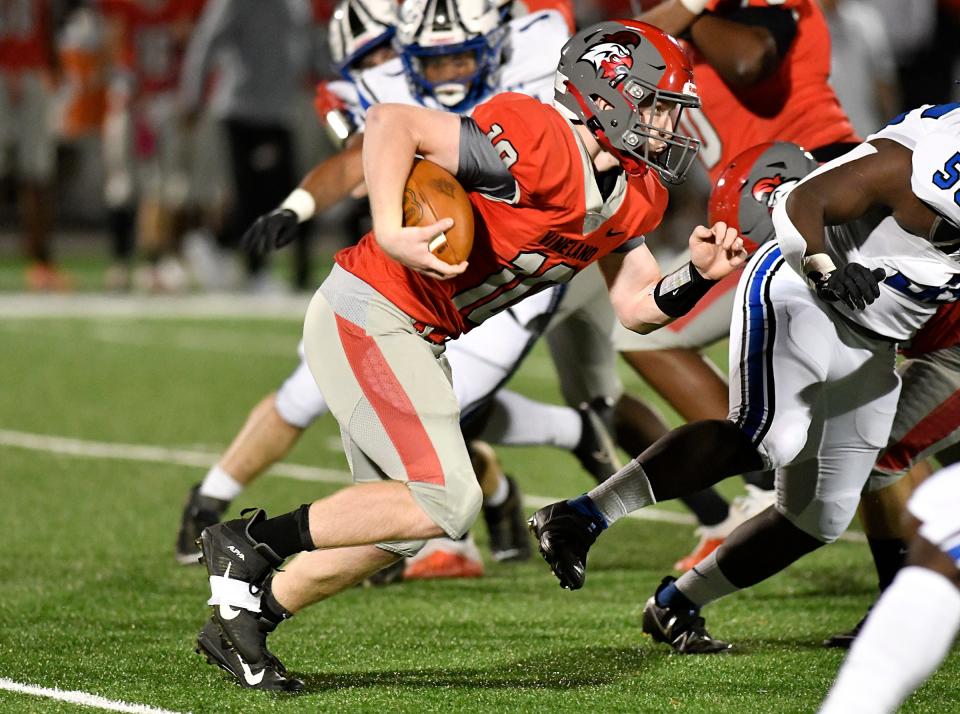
[876, 389, 960, 474]
[334, 314, 445, 486]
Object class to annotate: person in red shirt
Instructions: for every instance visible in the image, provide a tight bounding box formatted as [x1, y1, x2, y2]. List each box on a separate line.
[191, 19, 747, 691]
[0, 0, 71, 290]
[99, 0, 205, 290]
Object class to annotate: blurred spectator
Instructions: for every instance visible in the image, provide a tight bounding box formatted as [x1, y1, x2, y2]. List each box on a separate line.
[100, 0, 206, 291]
[873, 0, 959, 109]
[0, 0, 71, 290]
[819, 0, 900, 136]
[178, 0, 318, 292]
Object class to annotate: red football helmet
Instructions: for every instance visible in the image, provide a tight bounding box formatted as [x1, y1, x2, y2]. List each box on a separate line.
[709, 142, 818, 253]
[555, 19, 701, 183]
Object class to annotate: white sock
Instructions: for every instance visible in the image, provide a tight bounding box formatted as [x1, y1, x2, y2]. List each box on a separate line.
[586, 459, 656, 525]
[199, 464, 244, 501]
[675, 550, 740, 607]
[481, 390, 582, 449]
[820, 566, 960, 714]
[484, 473, 511, 507]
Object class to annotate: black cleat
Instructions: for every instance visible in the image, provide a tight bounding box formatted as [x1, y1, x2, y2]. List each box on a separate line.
[199, 508, 283, 587]
[196, 619, 302, 692]
[823, 607, 872, 649]
[573, 398, 622, 483]
[175, 484, 229, 565]
[528, 500, 602, 590]
[483, 475, 531, 562]
[642, 577, 732, 654]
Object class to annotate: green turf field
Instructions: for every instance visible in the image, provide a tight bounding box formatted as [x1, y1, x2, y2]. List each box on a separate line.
[1, 303, 957, 713]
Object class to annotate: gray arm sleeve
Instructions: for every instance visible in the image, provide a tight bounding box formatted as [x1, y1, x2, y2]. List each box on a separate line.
[457, 117, 519, 203]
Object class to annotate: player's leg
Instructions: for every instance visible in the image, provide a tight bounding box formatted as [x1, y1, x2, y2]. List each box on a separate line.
[820, 466, 960, 714]
[826, 344, 960, 646]
[616, 270, 775, 570]
[643, 325, 901, 653]
[198, 268, 482, 683]
[175, 350, 329, 563]
[529, 244, 826, 591]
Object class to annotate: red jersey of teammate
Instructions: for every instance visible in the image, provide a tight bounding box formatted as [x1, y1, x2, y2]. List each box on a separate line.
[903, 302, 960, 357]
[100, 0, 204, 95]
[682, 0, 858, 183]
[0, 0, 54, 72]
[336, 93, 668, 340]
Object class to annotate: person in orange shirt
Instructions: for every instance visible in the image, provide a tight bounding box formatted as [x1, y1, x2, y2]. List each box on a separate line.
[0, 0, 71, 290]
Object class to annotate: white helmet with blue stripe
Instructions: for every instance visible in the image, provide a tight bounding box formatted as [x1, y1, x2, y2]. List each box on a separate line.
[396, 0, 506, 112]
[329, 0, 398, 80]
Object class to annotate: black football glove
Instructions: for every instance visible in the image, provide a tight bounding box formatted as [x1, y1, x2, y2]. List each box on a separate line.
[807, 262, 886, 310]
[242, 208, 300, 255]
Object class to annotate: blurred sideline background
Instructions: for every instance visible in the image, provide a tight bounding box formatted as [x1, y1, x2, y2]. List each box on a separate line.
[0, 0, 958, 295]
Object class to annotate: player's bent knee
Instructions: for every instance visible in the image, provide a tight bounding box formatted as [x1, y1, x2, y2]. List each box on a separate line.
[377, 539, 427, 559]
[759, 425, 808, 471]
[780, 493, 860, 543]
[443, 480, 484, 540]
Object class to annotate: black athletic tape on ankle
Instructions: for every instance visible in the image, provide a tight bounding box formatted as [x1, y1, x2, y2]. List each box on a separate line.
[261, 575, 294, 625]
[653, 262, 717, 318]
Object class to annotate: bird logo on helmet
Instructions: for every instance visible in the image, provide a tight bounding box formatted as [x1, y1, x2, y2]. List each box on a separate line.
[555, 20, 701, 184]
[709, 142, 818, 252]
[579, 31, 639, 83]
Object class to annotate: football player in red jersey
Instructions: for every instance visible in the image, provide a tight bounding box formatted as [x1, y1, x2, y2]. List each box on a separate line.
[613, 0, 864, 570]
[191, 20, 748, 691]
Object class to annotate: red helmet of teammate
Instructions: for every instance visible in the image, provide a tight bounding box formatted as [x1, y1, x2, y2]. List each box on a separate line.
[555, 19, 701, 183]
[709, 141, 818, 253]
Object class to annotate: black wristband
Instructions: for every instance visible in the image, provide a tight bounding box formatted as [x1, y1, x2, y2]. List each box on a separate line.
[652, 262, 718, 319]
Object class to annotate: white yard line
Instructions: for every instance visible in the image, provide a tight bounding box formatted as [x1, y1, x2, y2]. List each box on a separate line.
[0, 678, 187, 714]
[0, 293, 309, 320]
[0, 428, 866, 542]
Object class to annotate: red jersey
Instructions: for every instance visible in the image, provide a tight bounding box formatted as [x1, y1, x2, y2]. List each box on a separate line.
[100, 0, 203, 95]
[336, 93, 668, 340]
[904, 302, 960, 357]
[681, 0, 858, 183]
[0, 0, 54, 71]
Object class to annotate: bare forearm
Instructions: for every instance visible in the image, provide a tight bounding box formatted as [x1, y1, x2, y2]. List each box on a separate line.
[690, 15, 778, 87]
[298, 139, 365, 214]
[637, 0, 699, 36]
[363, 104, 419, 238]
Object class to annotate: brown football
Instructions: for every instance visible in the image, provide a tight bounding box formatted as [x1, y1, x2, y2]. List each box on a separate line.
[402, 158, 475, 265]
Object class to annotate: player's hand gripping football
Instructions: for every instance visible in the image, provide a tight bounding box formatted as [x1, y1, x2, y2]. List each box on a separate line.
[688, 221, 749, 280]
[242, 208, 300, 255]
[378, 218, 468, 281]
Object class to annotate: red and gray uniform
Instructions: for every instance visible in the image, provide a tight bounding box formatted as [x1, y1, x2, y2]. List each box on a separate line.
[302, 94, 666, 555]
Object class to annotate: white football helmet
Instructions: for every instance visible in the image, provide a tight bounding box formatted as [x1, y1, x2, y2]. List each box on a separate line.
[329, 0, 398, 79]
[396, 0, 506, 111]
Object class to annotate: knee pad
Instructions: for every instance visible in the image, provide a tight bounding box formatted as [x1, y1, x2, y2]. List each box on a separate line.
[274, 360, 329, 428]
[443, 480, 484, 540]
[377, 539, 427, 559]
[778, 491, 860, 544]
[757, 423, 808, 471]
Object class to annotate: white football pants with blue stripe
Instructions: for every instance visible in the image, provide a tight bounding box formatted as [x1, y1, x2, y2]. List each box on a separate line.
[727, 242, 902, 542]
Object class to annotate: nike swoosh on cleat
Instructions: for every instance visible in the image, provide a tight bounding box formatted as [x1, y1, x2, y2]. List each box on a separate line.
[239, 658, 265, 686]
[218, 603, 242, 620]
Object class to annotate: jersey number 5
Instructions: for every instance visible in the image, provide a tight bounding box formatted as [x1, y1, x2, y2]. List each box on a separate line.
[932, 151, 960, 207]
